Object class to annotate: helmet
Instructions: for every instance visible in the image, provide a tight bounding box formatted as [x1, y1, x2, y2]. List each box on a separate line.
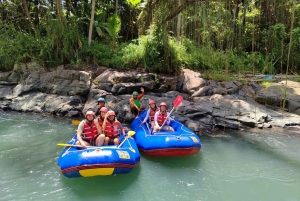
[85, 110, 95, 117]
[98, 97, 106, 103]
[107, 110, 115, 116]
[149, 100, 156, 105]
[159, 102, 167, 107]
[132, 91, 138, 95]
[100, 107, 108, 113]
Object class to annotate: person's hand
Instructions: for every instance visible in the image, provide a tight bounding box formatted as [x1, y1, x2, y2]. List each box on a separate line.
[140, 87, 144, 93]
[79, 141, 86, 149]
[104, 112, 109, 119]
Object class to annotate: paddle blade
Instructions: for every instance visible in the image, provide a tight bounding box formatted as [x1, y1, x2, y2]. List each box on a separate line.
[71, 120, 81, 125]
[127, 131, 136, 137]
[173, 95, 183, 108]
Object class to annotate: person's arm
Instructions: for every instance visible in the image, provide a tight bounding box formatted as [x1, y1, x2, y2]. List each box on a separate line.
[142, 109, 150, 123]
[154, 112, 159, 127]
[129, 97, 135, 106]
[137, 87, 145, 100]
[102, 113, 108, 132]
[94, 119, 102, 134]
[76, 121, 85, 146]
[117, 122, 125, 135]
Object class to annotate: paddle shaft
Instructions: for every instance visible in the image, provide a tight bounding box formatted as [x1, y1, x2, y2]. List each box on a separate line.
[137, 114, 152, 134]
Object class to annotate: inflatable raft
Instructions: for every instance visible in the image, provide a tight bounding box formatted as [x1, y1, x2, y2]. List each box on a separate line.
[57, 132, 140, 178]
[131, 110, 201, 156]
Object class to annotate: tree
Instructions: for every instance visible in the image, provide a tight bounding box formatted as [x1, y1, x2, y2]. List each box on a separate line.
[88, 0, 96, 46]
[21, 0, 36, 33]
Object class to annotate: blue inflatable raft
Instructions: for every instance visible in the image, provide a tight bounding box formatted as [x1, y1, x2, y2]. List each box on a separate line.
[57, 133, 140, 178]
[131, 110, 201, 156]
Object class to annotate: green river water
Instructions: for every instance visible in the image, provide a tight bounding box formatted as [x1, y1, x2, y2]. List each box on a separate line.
[0, 111, 300, 201]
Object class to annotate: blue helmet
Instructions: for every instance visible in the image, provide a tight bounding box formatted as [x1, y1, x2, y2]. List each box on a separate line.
[98, 97, 105, 103]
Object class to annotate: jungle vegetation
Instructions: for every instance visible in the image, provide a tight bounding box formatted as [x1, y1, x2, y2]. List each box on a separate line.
[0, 0, 299, 78]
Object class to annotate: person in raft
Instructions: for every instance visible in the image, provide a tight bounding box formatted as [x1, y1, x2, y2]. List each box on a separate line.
[141, 99, 159, 128]
[76, 110, 105, 147]
[153, 102, 175, 132]
[95, 97, 107, 116]
[96, 106, 108, 128]
[129, 87, 146, 118]
[102, 110, 125, 145]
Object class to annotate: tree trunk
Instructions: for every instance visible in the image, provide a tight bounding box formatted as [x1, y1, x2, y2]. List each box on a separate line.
[22, 0, 36, 33]
[88, 0, 96, 46]
[115, 0, 118, 14]
[34, 0, 39, 28]
[56, 0, 62, 22]
[176, 12, 181, 40]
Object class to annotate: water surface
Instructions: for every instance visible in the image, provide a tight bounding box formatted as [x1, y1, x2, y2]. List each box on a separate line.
[0, 111, 300, 201]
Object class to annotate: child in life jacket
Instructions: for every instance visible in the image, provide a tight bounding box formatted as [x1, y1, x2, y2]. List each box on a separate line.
[102, 110, 125, 145]
[96, 107, 108, 128]
[76, 110, 105, 147]
[153, 102, 175, 132]
[141, 99, 159, 128]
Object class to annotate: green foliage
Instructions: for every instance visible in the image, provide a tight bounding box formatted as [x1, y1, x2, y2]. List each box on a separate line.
[105, 14, 121, 53]
[202, 70, 234, 82]
[143, 25, 182, 74]
[79, 41, 124, 68]
[121, 39, 144, 67]
[126, 0, 142, 7]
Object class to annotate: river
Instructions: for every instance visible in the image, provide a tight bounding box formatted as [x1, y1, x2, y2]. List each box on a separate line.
[0, 111, 300, 201]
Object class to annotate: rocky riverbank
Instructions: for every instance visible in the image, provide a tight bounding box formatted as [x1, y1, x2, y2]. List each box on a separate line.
[1, 63, 300, 135]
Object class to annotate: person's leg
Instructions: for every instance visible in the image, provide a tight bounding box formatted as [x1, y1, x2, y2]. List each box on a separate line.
[113, 137, 120, 145]
[153, 125, 160, 132]
[161, 125, 174, 132]
[130, 105, 138, 118]
[150, 121, 155, 128]
[76, 139, 90, 146]
[104, 136, 110, 145]
[96, 134, 105, 146]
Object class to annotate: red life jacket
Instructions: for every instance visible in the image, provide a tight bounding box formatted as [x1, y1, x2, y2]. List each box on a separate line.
[97, 117, 104, 127]
[149, 107, 158, 121]
[157, 111, 168, 126]
[82, 121, 98, 140]
[104, 121, 119, 138]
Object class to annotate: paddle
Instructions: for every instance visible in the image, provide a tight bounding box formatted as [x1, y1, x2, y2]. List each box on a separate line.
[57, 131, 136, 149]
[159, 95, 183, 130]
[118, 131, 136, 148]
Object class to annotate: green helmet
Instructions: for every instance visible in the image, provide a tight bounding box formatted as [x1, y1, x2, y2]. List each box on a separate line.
[132, 91, 138, 95]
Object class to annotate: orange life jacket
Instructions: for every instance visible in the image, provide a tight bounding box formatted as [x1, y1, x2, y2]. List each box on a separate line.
[82, 121, 98, 140]
[157, 111, 168, 126]
[104, 121, 119, 138]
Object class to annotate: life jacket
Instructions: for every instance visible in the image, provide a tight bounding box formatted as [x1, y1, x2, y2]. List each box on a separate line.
[82, 121, 98, 140]
[149, 107, 158, 121]
[97, 117, 104, 127]
[157, 111, 168, 126]
[104, 121, 119, 138]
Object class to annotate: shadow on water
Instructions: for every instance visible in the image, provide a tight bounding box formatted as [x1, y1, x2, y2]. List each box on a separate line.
[60, 165, 141, 199]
